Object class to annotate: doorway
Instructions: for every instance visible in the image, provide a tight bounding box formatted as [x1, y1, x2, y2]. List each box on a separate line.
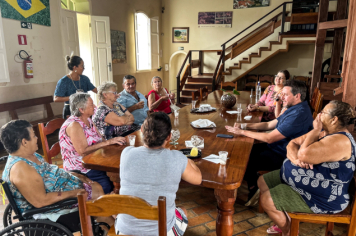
[169, 51, 187, 92]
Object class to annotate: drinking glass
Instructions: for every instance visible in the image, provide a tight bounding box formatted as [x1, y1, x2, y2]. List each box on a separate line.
[170, 129, 180, 145]
[174, 110, 179, 118]
[191, 135, 204, 148]
[241, 123, 247, 130]
[219, 151, 228, 165]
[192, 100, 197, 109]
[128, 135, 136, 146]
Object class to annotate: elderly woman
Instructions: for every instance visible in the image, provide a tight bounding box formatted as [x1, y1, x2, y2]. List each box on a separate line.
[148, 76, 175, 114]
[0, 119, 114, 230]
[60, 93, 126, 194]
[115, 112, 202, 235]
[54, 55, 97, 119]
[92, 82, 138, 139]
[258, 100, 356, 235]
[247, 70, 290, 121]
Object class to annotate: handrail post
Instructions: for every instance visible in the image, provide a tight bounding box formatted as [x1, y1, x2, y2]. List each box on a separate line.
[221, 44, 225, 88]
[177, 75, 180, 104]
[281, 3, 286, 34]
[188, 51, 192, 76]
[199, 51, 203, 75]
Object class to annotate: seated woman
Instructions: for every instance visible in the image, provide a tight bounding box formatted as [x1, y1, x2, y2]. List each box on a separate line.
[93, 82, 138, 139]
[258, 100, 356, 235]
[60, 92, 126, 194]
[115, 112, 202, 235]
[148, 76, 175, 114]
[0, 119, 114, 229]
[247, 70, 290, 121]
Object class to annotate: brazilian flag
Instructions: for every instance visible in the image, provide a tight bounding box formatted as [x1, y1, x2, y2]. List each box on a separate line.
[0, 0, 50, 26]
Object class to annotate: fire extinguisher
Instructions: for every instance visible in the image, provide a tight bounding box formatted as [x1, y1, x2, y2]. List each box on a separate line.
[19, 50, 33, 79]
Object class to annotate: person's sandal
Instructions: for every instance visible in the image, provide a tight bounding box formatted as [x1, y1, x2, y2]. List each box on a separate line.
[267, 224, 282, 235]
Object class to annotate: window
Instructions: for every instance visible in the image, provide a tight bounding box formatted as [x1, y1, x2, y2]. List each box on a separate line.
[0, 11, 10, 83]
[135, 13, 159, 71]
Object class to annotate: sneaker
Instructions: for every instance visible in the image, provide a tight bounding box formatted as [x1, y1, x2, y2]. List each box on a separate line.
[245, 189, 260, 207]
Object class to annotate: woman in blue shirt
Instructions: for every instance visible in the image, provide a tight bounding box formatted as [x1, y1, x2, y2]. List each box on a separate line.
[258, 100, 356, 235]
[54, 55, 97, 119]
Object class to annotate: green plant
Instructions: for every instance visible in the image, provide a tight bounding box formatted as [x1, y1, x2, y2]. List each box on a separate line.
[221, 88, 240, 95]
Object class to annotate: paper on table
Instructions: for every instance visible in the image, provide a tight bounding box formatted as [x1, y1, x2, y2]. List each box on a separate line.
[244, 115, 252, 120]
[191, 119, 216, 128]
[185, 141, 204, 149]
[226, 111, 239, 114]
[202, 154, 220, 164]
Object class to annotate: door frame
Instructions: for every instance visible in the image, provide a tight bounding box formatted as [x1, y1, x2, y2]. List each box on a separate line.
[169, 51, 188, 92]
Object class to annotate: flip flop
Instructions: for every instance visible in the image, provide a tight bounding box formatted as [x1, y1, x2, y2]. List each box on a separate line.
[267, 224, 282, 234]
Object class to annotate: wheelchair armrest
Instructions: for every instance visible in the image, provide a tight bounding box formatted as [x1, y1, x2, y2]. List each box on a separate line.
[22, 198, 78, 218]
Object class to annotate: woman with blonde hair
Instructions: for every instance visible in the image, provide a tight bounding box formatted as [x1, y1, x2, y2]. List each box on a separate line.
[148, 76, 175, 114]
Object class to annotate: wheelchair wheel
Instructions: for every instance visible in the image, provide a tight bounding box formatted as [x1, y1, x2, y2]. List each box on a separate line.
[0, 219, 74, 236]
[3, 204, 16, 228]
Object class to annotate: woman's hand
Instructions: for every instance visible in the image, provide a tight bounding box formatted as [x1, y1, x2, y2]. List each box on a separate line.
[109, 137, 126, 145]
[160, 95, 169, 101]
[225, 124, 243, 135]
[313, 113, 323, 131]
[170, 93, 175, 100]
[247, 104, 258, 112]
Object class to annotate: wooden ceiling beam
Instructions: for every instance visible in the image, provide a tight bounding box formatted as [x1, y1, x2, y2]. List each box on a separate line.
[318, 19, 348, 30]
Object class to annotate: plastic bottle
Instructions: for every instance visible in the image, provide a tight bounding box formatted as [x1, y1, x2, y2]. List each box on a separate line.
[256, 81, 261, 99]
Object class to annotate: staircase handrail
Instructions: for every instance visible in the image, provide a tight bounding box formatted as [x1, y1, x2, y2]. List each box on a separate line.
[212, 52, 224, 90]
[176, 51, 191, 104]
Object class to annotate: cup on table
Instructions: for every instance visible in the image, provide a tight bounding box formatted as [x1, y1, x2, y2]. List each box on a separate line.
[240, 123, 247, 130]
[192, 100, 197, 109]
[128, 135, 136, 146]
[219, 151, 228, 165]
[236, 103, 242, 114]
[174, 110, 179, 118]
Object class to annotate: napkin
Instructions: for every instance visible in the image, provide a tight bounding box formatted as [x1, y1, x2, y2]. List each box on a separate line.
[191, 119, 216, 128]
[185, 141, 204, 149]
[244, 115, 252, 120]
[202, 154, 220, 164]
[226, 111, 239, 114]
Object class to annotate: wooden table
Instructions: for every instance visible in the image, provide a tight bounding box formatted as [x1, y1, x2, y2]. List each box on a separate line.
[83, 90, 262, 236]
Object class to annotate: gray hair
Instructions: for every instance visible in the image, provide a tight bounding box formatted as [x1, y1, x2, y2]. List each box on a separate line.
[69, 93, 91, 117]
[151, 76, 162, 86]
[123, 75, 136, 84]
[97, 82, 117, 101]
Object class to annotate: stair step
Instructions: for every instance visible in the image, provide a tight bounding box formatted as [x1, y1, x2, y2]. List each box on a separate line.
[270, 41, 280, 44]
[182, 89, 200, 96]
[260, 47, 269, 51]
[243, 58, 248, 61]
[234, 63, 239, 66]
[180, 95, 193, 103]
[188, 77, 213, 83]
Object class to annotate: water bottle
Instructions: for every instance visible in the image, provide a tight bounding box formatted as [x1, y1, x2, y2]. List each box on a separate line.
[256, 81, 261, 99]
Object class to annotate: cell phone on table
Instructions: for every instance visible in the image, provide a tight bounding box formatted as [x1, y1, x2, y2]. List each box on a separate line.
[216, 134, 234, 139]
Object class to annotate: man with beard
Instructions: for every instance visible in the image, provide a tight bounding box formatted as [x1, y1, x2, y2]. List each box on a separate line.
[225, 80, 313, 206]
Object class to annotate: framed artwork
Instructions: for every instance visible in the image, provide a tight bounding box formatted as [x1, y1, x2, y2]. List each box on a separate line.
[233, 0, 270, 9]
[198, 12, 232, 28]
[111, 30, 126, 63]
[172, 27, 189, 43]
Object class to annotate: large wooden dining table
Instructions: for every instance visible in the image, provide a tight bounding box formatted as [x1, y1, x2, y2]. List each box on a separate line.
[83, 90, 263, 236]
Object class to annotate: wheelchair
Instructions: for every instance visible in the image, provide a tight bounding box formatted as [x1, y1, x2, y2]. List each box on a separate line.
[0, 178, 108, 236]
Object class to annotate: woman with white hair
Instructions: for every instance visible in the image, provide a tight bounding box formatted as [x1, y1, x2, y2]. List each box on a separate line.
[148, 76, 175, 114]
[92, 82, 138, 139]
[59, 93, 126, 194]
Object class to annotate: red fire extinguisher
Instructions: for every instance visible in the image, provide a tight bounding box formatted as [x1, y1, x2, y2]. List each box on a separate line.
[19, 50, 33, 79]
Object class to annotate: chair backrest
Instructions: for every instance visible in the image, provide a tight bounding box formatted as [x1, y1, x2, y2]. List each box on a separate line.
[348, 176, 356, 220]
[77, 191, 167, 236]
[293, 76, 310, 86]
[200, 86, 209, 100]
[0, 179, 24, 221]
[38, 118, 65, 164]
[259, 74, 274, 84]
[310, 87, 319, 110]
[318, 81, 343, 101]
[191, 90, 201, 101]
[313, 91, 324, 119]
[221, 82, 237, 91]
[245, 74, 258, 83]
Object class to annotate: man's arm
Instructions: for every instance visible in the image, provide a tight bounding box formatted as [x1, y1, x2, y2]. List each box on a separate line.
[240, 128, 286, 144]
[246, 119, 278, 131]
[127, 101, 144, 113]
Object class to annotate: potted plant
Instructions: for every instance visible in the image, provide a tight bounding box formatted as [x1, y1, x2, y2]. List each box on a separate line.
[220, 89, 240, 109]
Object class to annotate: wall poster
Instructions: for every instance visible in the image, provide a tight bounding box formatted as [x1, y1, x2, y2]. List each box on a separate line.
[198, 12, 232, 28]
[111, 30, 126, 64]
[233, 0, 270, 9]
[0, 0, 51, 26]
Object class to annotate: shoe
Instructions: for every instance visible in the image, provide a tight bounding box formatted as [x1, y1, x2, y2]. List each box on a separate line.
[245, 189, 260, 207]
[267, 224, 282, 234]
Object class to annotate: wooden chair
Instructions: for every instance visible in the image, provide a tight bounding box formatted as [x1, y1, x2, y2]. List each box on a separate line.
[192, 89, 201, 101]
[200, 86, 209, 100]
[244, 74, 258, 91]
[221, 81, 237, 91]
[38, 118, 65, 165]
[313, 91, 324, 119]
[259, 74, 274, 90]
[289, 177, 356, 236]
[293, 76, 310, 86]
[77, 191, 167, 236]
[310, 87, 320, 111]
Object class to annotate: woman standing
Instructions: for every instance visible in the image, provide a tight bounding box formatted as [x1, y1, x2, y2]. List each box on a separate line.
[247, 70, 290, 121]
[54, 55, 97, 119]
[148, 76, 175, 114]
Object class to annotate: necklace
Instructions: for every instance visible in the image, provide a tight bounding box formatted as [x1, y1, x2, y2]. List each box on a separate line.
[68, 74, 81, 90]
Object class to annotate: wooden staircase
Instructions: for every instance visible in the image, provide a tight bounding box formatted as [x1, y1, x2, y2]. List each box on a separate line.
[180, 75, 213, 104]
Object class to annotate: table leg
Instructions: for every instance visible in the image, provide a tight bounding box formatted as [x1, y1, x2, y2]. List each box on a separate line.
[106, 172, 120, 194]
[214, 189, 237, 236]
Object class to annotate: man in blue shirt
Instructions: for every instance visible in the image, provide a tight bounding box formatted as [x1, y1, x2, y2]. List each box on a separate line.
[226, 80, 314, 205]
[117, 75, 149, 126]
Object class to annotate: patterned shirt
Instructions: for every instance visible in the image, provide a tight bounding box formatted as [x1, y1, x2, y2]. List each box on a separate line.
[2, 153, 91, 214]
[117, 90, 149, 126]
[92, 101, 139, 139]
[257, 85, 283, 121]
[59, 115, 102, 173]
[281, 132, 356, 214]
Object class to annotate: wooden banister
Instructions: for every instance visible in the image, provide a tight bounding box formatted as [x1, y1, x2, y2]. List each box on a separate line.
[176, 51, 191, 104]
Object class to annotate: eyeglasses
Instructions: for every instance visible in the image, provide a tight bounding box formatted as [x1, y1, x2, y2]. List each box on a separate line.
[275, 75, 285, 79]
[106, 91, 118, 95]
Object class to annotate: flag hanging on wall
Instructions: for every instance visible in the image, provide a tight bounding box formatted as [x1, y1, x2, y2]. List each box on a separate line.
[0, 0, 51, 26]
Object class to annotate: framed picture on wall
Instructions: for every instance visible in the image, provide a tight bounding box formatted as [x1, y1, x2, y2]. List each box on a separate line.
[172, 27, 189, 43]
